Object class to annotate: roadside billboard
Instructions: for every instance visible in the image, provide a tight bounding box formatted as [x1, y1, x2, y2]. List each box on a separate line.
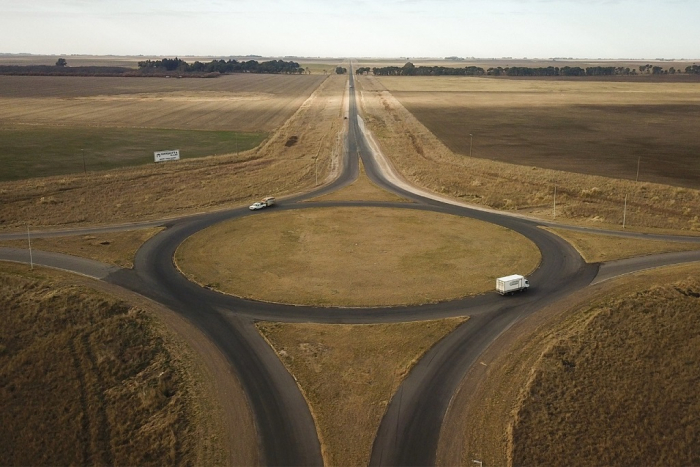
[154, 149, 180, 162]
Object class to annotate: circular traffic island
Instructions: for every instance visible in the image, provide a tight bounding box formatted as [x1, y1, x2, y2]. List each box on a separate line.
[175, 207, 540, 307]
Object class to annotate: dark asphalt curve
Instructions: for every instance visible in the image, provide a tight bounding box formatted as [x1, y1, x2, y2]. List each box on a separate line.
[2, 65, 700, 467]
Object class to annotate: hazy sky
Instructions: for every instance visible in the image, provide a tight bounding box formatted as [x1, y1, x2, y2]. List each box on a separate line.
[1, 0, 698, 59]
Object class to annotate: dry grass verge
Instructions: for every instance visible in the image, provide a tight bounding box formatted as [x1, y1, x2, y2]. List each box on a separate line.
[257, 317, 467, 466]
[357, 75, 700, 233]
[308, 160, 406, 203]
[436, 263, 700, 467]
[0, 263, 204, 465]
[0, 75, 346, 231]
[544, 227, 700, 263]
[176, 207, 540, 307]
[0, 227, 163, 268]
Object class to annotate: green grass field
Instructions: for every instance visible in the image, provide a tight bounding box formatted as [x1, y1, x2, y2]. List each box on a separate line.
[0, 126, 266, 181]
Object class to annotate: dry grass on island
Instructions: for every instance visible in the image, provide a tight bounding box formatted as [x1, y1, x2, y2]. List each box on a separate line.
[357, 75, 700, 233]
[0, 263, 224, 466]
[257, 317, 467, 466]
[175, 207, 541, 307]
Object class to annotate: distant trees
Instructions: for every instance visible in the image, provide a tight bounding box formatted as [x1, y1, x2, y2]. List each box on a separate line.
[355, 67, 371, 75]
[372, 64, 485, 76]
[687, 65, 700, 74]
[335, 66, 347, 74]
[369, 62, 684, 78]
[137, 57, 305, 75]
[55, 58, 67, 67]
[559, 66, 586, 76]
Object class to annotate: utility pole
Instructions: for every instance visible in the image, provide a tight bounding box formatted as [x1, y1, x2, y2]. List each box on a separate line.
[623, 194, 628, 229]
[469, 133, 473, 157]
[553, 185, 557, 219]
[635, 157, 640, 182]
[27, 224, 33, 270]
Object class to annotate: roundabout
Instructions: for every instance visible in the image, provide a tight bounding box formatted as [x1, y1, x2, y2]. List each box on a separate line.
[104, 70, 600, 466]
[175, 206, 540, 307]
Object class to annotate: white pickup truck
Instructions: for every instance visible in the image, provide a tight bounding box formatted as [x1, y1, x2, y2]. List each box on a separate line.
[249, 197, 276, 211]
[496, 275, 530, 295]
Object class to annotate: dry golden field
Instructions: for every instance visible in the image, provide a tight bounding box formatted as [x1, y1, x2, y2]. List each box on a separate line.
[0, 263, 213, 466]
[175, 207, 540, 307]
[0, 73, 325, 180]
[357, 74, 700, 232]
[0, 74, 324, 131]
[437, 263, 700, 467]
[257, 317, 467, 466]
[0, 74, 346, 230]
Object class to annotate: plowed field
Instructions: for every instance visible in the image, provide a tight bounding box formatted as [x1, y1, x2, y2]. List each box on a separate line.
[371, 76, 700, 189]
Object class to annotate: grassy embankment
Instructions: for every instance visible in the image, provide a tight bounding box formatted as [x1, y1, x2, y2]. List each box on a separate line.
[358, 75, 700, 233]
[509, 274, 700, 466]
[0, 263, 225, 466]
[257, 317, 467, 466]
[437, 263, 700, 467]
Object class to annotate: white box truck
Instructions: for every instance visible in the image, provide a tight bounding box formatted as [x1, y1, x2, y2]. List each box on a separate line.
[496, 275, 530, 295]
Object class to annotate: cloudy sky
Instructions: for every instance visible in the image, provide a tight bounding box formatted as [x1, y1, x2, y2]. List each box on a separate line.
[1, 0, 698, 59]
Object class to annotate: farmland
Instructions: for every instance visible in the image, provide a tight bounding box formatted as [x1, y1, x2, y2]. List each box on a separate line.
[367, 76, 700, 188]
[0, 73, 345, 230]
[0, 73, 325, 180]
[0, 74, 323, 130]
[357, 74, 700, 232]
[0, 126, 266, 181]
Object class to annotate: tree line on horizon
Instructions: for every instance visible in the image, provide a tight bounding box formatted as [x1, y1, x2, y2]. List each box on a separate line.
[365, 62, 700, 77]
[0, 57, 308, 77]
[137, 57, 307, 74]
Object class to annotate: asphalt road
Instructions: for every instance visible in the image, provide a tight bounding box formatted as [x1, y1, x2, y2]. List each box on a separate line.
[3, 67, 700, 466]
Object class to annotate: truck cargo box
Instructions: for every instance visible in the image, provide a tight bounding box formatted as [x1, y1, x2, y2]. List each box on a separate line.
[496, 274, 530, 295]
